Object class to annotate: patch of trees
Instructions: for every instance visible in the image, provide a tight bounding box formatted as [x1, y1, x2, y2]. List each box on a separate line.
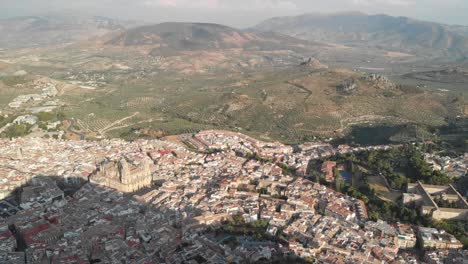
[257, 187, 268, 195]
[35, 111, 65, 122]
[237, 184, 250, 192]
[206, 148, 223, 154]
[278, 163, 296, 176]
[0, 123, 32, 138]
[357, 145, 453, 189]
[434, 199, 459, 208]
[323, 146, 466, 249]
[218, 215, 270, 241]
[1, 75, 27, 86]
[119, 128, 151, 140]
[405, 146, 453, 185]
[242, 152, 273, 163]
[340, 180, 432, 226]
[0, 115, 15, 128]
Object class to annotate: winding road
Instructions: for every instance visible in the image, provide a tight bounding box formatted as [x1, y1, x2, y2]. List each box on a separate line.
[66, 118, 85, 140]
[285, 81, 313, 112]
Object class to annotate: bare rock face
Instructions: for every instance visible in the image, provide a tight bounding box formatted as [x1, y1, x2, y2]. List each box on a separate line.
[362, 74, 396, 90]
[300, 57, 328, 70]
[337, 77, 358, 94]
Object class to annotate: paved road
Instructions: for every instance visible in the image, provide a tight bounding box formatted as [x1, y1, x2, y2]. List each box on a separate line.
[66, 118, 85, 140]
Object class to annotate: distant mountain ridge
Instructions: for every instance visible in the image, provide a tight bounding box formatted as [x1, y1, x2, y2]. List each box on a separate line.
[104, 22, 323, 55]
[0, 15, 135, 47]
[253, 12, 468, 58]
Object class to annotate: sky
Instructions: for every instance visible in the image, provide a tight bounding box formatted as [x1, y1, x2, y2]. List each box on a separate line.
[1, 0, 468, 27]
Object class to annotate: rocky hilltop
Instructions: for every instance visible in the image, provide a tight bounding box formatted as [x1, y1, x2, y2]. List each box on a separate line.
[363, 74, 396, 90]
[337, 77, 358, 94]
[300, 57, 328, 70]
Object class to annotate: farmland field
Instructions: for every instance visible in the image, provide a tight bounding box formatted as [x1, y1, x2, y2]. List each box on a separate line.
[0, 43, 465, 144]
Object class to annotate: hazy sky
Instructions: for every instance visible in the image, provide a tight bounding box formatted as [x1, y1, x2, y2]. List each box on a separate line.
[1, 0, 468, 27]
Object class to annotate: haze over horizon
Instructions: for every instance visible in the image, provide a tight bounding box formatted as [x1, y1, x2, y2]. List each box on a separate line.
[1, 0, 468, 28]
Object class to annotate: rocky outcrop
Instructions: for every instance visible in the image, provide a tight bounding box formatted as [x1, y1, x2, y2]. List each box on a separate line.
[362, 74, 396, 90]
[300, 57, 328, 70]
[337, 77, 358, 93]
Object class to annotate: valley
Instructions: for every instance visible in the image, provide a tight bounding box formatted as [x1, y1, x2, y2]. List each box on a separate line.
[0, 16, 466, 146]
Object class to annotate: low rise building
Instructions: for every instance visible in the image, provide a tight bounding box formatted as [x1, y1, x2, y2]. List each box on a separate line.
[13, 115, 38, 125]
[403, 182, 468, 221]
[395, 223, 417, 249]
[321, 161, 337, 183]
[418, 227, 463, 250]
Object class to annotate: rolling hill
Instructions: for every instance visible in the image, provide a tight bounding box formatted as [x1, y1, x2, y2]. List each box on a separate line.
[253, 12, 468, 58]
[0, 16, 465, 144]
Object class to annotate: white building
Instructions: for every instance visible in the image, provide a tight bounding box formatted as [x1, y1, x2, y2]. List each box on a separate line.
[13, 115, 38, 125]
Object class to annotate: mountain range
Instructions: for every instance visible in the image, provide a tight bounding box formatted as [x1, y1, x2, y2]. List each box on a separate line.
[254, 12, 468, 58]
[0, 14, 136, 48]
[0, 12, 466, 144]
[103, 22, 323, 56]
[3, 12, 468, 60]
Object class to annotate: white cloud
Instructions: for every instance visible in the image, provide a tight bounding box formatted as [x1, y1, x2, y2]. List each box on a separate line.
[143, 0, 219, 8]
[352, 0, 416, 6]
[1, 0, 467, 27]
[244, 0, 298, 9]
[143, 0, 297, 10]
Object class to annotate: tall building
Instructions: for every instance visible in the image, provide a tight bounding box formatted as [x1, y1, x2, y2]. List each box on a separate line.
[90, 156, 152, 193]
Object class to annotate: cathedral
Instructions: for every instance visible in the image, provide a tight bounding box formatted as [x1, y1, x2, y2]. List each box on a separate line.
[90, 156, 152, 193]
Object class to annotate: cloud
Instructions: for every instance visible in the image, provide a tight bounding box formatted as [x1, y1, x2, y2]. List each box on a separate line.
[0, 0, 467, 27]
[238, 0, 298, 10]
[352, 0, 416, 6]
[143, 0, 297, 10]
[144, 0, 219, 8]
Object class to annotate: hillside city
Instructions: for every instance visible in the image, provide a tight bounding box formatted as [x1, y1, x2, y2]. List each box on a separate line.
[0, 130, 466, 263]
[0, 2, 468, 264]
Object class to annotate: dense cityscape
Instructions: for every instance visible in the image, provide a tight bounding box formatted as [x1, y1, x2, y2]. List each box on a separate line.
[1, 1, 468, 263]
[0, 130, 466, 263]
